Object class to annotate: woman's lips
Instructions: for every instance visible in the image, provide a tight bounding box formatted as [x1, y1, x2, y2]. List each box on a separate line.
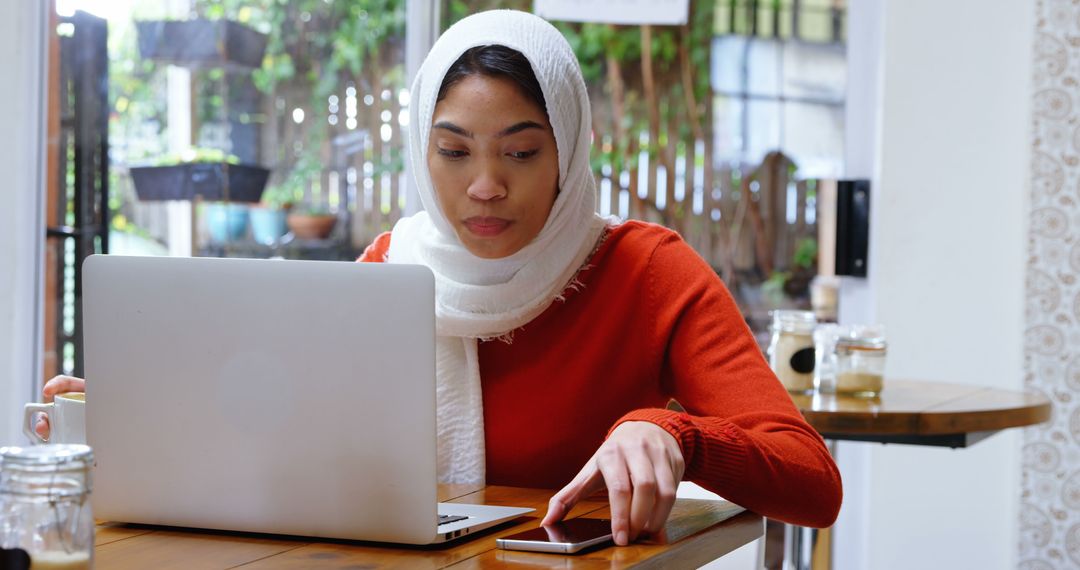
[463, 217, 511, 237]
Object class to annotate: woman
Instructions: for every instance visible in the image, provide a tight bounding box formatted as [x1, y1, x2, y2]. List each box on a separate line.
[40, 9, 840, 546]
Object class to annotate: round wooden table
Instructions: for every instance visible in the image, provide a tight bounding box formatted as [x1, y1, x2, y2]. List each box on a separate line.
[788, 378, 1051, 448]
[779, 379, 1051, 570]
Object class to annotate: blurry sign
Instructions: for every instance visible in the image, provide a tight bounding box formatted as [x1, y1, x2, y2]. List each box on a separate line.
[534, 0, 689, 25]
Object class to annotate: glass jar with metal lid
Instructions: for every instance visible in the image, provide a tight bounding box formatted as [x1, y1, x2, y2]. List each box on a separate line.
[767, 310, 817, 394]
[0, 444, 94, 570]
[835, 325, 888, 397]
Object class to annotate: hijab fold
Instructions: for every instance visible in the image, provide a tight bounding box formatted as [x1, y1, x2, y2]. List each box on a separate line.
[388, 10, 610, 485]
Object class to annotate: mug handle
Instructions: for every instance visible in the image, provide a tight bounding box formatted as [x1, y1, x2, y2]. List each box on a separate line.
[23, 402, 53, 444]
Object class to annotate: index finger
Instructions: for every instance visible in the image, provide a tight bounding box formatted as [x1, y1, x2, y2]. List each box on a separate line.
[35, 415, 51, 439]
[42, 376, 86, 402]
[541, 457, 605, 526]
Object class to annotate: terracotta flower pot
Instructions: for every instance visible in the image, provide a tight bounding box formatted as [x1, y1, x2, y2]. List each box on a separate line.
[286, 213, 336, 240]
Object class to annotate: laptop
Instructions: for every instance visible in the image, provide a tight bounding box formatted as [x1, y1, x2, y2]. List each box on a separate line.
[82, 254, 533, 544]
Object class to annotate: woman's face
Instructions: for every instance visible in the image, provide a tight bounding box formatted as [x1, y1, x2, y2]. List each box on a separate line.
[427, 74, 559, 259]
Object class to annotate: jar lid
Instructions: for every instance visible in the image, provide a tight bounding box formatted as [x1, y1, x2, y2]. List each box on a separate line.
[836, 337, 887, 351]
[770, 310, 817, 332]
[835, 324, 887, 351]
[0, 444, 93, 469]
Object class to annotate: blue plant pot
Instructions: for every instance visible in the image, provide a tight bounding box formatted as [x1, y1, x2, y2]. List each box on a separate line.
[249, 207, 288, 245]
[204, 203, 249, 242]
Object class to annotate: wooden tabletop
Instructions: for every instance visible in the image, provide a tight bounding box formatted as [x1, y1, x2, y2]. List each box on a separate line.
[789, 379, 1051, 447]
[93, 485, 762, 569]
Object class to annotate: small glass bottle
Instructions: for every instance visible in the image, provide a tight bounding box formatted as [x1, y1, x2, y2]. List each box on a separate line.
[768, 310, 817, 394]
[813, 323, 842, 394]
[0, 444, 94, 570]
[835, 325, 888, 397]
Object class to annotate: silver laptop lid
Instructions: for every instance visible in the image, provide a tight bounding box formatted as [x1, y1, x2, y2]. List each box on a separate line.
[83, 254, 438, 544]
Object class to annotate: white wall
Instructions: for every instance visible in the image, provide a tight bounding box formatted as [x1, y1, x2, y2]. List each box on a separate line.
[0, 2, 48, 447]
[836, 1, 1032, 568]
[403, 0, 441, 216]
[831, 2, 882, 567]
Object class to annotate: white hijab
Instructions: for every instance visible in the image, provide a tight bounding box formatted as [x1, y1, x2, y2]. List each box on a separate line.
[387, 10, 610, 484]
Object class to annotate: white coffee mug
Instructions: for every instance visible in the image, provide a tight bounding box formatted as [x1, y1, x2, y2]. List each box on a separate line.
[23, 392, 86, 444]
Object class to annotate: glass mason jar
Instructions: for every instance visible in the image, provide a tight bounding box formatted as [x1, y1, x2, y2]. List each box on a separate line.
[809, 275, 840, 323]
[835, 326, 888, 397]
[0, 444, 94, 570]
[768, 310, 817, 394]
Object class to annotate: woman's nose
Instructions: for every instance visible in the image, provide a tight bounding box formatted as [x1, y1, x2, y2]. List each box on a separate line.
[466, 164, 508, 201]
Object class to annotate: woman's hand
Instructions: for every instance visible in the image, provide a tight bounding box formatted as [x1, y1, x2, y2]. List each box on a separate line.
[541, 421, 685, 546]
[34, 375, 86, 439]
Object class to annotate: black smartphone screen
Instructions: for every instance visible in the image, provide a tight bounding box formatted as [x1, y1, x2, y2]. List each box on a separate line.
[502, 518, 613, 544]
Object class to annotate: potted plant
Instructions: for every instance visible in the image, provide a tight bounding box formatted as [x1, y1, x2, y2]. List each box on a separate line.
[249, 181, 294, 245]
[762, 237, 819, 304]
[135, 18, 267, 69]
[286, 204, 337, 241]
[129, 148, 270, 203]
[203, 201, 250, 243]
[271, 154, 338, 241]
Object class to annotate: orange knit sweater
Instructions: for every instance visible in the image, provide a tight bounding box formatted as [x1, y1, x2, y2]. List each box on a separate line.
[360, 220, 842, 528]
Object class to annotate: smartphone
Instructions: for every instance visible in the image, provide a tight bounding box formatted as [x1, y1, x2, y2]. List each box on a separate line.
[496, 518, 614, 553]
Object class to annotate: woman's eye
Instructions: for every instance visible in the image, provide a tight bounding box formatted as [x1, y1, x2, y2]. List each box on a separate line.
[437, 148, 467, 159]
[508, 150, 539, 160]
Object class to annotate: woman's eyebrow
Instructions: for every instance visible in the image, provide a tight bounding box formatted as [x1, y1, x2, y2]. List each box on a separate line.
[495, 121, 545, 138]
[432, 121, 472, 138]
[431, 120, 545, 139]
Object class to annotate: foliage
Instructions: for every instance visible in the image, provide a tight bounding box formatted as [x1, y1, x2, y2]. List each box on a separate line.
[257, 181, 295, 209]
[445, 0, 530, 28]
[189, 0, 408, 219]
[259, 151, 323, 209]
[763, 236, 819, 300]
[105, 0, 410, 245]
[195, 0, 405, 146]
[108, 0, 816, 283]
[290, 204, 335, 216]
[792, 237, 818, 270]
[149, 147, 241, 166]
[444, 0, 714, 177]
[763, 270, 789, 297]
[108, 8, 171, 165]
[107, 10, 174, 239]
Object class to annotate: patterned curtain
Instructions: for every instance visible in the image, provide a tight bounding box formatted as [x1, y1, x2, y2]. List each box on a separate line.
[1021, 1, 1080, 568]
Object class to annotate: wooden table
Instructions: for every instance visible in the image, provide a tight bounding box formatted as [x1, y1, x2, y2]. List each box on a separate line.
[93, 485, 762, 569]
[778, 379, 1052, 570]
[789, 378, 1052, 448]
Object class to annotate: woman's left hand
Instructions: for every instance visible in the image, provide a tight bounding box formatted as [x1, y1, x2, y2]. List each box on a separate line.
[541, 421, 685, 546]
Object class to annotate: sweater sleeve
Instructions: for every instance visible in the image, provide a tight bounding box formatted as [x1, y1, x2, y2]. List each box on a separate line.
[357, 232, 392, 263]
[608, 232, 842, 529]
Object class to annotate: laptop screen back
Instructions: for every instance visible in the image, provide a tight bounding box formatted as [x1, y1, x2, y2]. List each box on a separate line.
[83, 255, 438, 543]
